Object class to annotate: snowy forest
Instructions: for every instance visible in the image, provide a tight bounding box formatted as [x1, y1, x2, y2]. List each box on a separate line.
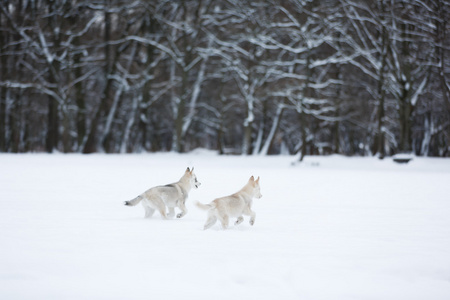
[0, 0, 449, 157]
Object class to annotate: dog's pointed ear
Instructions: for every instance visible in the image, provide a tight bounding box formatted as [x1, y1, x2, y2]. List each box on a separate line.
[186, 167, 190, 173]
[249, 176, 255, 182]
[190, 167, 194, 174]
[256, 176, 260, 183]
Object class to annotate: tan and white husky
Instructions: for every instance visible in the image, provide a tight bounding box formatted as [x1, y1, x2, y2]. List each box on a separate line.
[124, 167, 201, 219]
[196, 176, 262, 230]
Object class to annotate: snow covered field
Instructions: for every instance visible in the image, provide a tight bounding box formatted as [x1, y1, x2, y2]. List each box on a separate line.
[1, 152, 449, 299]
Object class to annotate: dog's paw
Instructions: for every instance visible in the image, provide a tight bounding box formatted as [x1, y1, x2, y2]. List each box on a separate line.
[249, 220, 254, 226]
[176, 213, 183, 218]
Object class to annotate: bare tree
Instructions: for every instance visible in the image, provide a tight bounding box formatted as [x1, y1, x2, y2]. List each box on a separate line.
[0, 0, 448, 156]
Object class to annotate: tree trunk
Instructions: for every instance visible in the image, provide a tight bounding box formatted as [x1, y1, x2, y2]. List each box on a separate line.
[173, 74, 186, 153]
[435, 0, 450, 108]
[376, 21, 388, 159]
[121, 94, 140, 153]
[45, 95, 58, 153]
[138, 15, 157, 151]
[396, 17, 413, 154]
[333, 119, 340, 154]
[45, 0, 61, 153]
[435, 0, 450, 151]
[420, 112, 431, 156]
[333, 61, 342, 154]
[83, 0, 112, 153]
[139, 80, 151, 151]
[376, 84, 386, 159]
[242, 97, 254, 155]
[71, 19, 86, 150]
[299, 108, 307, 162]
[398, 86, 412, 153]
[100, 84, 124, 152]
[217, 122, 224, 155]
[9, 96, 20, 153]
[8, 0, 24, 152]
[0, 9, 6, 151]
[260, 103, 284, 155]
[299, 52, 312, 162]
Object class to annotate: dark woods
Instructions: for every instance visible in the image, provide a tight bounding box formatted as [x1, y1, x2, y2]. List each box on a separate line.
[0, 0, 449, 157]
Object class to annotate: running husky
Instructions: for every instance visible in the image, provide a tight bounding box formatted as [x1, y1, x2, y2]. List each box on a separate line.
[124, 167, 201, 219]
[196, 176, 262, 230]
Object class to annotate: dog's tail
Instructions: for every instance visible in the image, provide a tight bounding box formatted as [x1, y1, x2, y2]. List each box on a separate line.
[124, 195, 143, 206]
[195, 201, 214, 210]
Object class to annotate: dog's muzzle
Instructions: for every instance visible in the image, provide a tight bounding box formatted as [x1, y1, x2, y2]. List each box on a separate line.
[195, 182, 201, 189]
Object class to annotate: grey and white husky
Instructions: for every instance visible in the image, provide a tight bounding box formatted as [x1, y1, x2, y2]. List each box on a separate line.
[124, 167, 201, 219]
[196, 176, 262, 230]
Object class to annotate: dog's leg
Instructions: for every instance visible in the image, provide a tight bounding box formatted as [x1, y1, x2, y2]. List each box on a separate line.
[203, 213, 217, 230]
[167, 207, 175, 218]
[218, 214, 229, 229]
[151, 196, 167, 219]
[159, 209, 167, 219]
[158, 207, 167, 219]
[144, 206, 155, 218]
[243, 207, 256, 226]
[176, 201, 188, 218]
[235, 216, 244, 226]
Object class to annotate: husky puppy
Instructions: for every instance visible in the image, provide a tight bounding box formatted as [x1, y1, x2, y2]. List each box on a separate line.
[125, 167, 201, 219]
[196, 176, 262, 230]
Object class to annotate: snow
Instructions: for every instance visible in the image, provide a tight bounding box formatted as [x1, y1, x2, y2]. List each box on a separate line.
[1, 153, 450, 299]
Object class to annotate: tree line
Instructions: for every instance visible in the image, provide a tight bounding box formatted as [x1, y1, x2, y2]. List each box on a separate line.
[0, 0, 449, 158]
